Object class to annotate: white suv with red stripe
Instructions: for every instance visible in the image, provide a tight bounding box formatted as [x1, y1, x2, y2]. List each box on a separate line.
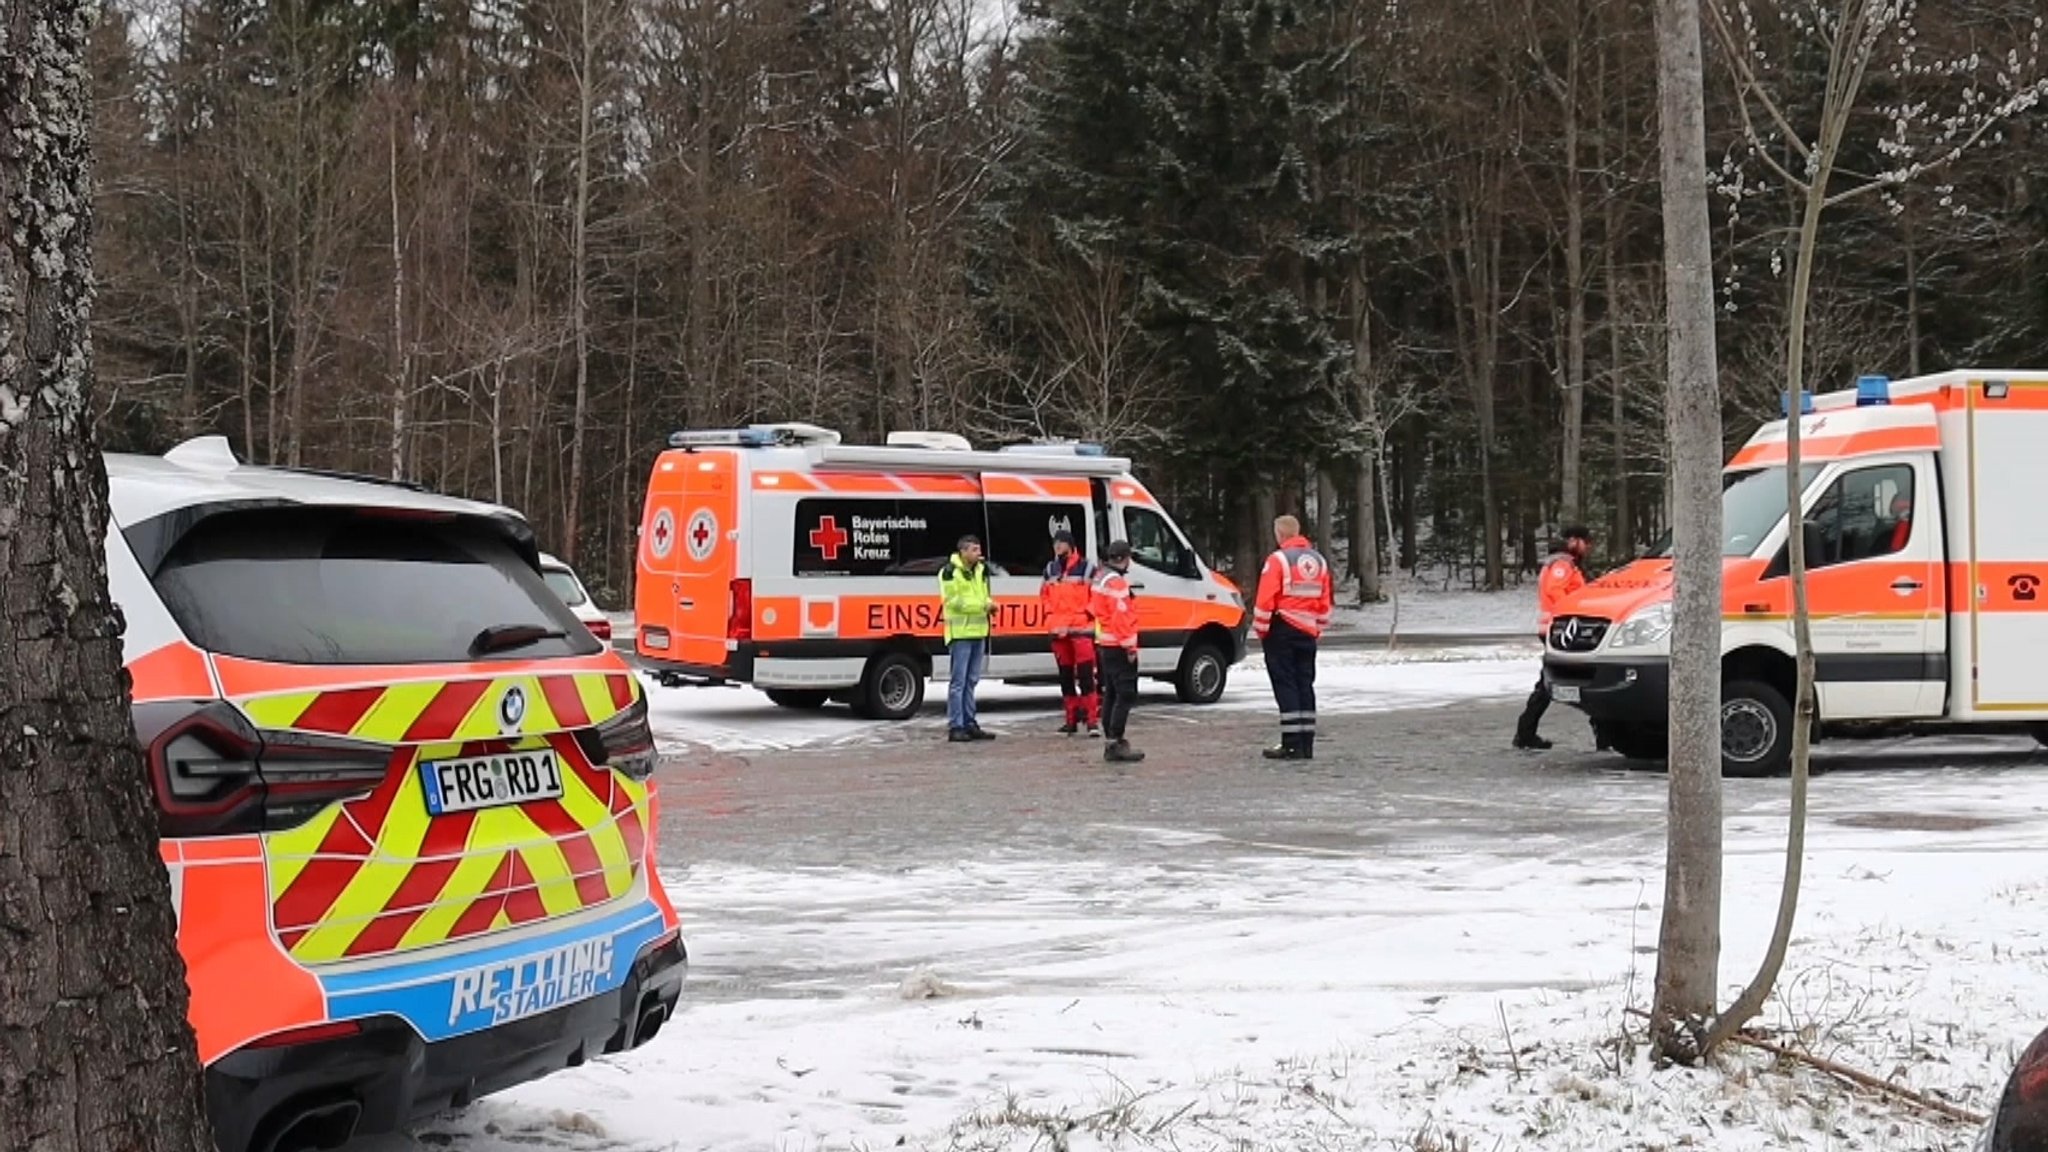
[108, 436, 685, 1152]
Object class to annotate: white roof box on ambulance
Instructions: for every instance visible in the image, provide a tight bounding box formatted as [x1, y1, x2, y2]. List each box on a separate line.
[633, 424, 1250, 721]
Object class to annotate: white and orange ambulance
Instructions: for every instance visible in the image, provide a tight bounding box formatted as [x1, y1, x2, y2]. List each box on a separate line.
[1543, 369, 2048, 776]
[633, 424, 1250, 720]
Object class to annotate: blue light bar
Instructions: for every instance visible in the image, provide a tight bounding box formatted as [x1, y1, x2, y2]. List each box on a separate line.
[667, 427, 779, 448]
[1854, 374, 1891, 406]
[1780, 390, 1816, 416]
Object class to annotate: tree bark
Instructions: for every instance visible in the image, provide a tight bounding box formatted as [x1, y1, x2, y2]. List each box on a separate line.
[0, 2, 216, 1146]
[388, 105, 410, 481]
[1559, 21, 1588, 527]
[1649, 0, 1726, 1065]
[563, 0, 599, 562]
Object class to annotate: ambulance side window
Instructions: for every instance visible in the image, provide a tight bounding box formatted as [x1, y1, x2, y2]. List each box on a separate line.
[985, 501, 1089, 576]
[1801, 463, 1916, 570]
[1124, 507, 1197, 579]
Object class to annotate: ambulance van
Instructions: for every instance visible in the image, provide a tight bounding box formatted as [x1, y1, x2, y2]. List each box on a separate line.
[633, 423, 1249, 720]
[111, 437, 685, 1152]
[1542, 369, 2048, 777]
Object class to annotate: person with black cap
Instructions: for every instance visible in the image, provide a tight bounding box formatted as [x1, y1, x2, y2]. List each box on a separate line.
[939, 534, 995, 742]
[1515, 525, 1593, 750]
[1041, 529, 1101, 734]
[1090, 540, 1145, 762]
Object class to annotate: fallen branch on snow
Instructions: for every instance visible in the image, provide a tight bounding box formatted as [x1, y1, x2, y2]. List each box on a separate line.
[1624, 1007, 1985, 1125]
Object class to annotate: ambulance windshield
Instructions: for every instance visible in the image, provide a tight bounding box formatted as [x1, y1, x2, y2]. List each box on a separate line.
[1643, 464, 1823, 559]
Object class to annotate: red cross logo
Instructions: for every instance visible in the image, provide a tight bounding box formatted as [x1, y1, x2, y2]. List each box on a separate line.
[648, 509, 676, 559]
[810, 516, 850, 561]
[691, 519, 711, 550]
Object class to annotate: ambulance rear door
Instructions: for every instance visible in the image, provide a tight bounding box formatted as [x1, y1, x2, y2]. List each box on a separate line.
[982, 473, 1093, 676]
[1961, 378, 2048, 714]
[1108, 478, 1211, 674]
[636, 447, 741, 673]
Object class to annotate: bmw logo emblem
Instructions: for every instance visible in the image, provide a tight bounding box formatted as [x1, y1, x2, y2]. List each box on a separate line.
[499, 685, 527, 732]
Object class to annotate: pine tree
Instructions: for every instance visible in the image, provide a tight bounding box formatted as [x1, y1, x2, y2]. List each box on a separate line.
[989, 0, 1350, 547]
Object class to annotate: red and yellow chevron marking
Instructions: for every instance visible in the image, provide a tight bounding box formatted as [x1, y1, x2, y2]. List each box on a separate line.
[238, 671, 638, 744]
[242, 672, 649, 965]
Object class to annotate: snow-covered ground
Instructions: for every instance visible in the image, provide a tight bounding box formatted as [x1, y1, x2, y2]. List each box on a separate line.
[1331, 577, 1538, 637]
[644, 643, 1540, 753]
[412, 755, 2048, 1152]
[341, 647, 2048, 1152]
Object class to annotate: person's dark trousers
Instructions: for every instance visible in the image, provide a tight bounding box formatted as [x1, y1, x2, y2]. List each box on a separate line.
[1514, 671, 1551, 748]
[1099, 645, 1139, 741]
[1261, 618, 1319, 758]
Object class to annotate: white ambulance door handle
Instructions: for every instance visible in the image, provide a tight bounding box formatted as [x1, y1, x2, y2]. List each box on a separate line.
[1890, 577, 1922, 594]
[679, 598, 697, 610]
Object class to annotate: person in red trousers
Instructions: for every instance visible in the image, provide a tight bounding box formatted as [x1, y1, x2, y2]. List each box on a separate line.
[1041, 529, 1101, 735]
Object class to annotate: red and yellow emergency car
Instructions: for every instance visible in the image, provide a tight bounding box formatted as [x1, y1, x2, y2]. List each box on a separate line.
[111, 436, 684, 1152]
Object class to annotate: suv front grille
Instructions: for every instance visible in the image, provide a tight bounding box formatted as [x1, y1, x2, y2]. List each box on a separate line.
[1549, 615, 1610, 652]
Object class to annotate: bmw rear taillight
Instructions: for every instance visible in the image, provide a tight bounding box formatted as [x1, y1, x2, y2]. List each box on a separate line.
[726, 578, 752, 643]
[256, 725, 394, 829]
[579, 696, 658, 781]
[136, 701, 391, 838]
[586, 617, 613, 641]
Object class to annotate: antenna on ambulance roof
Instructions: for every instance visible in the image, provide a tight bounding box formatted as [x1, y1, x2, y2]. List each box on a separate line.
[885, 430, 973, 451]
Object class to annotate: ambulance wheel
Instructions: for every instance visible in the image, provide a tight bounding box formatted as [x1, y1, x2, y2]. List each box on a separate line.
[1174, 640, 1230, 705]
[857, 652, 925, 722]
[765, 689, 831, 711]
[1721, 679, 1793, 778]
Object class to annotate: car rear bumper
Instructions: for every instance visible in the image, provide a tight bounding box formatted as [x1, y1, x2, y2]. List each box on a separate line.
[205, 930, 686, 1152]
[637, 645, 756, 684]
[1543, 655, 1670, 728]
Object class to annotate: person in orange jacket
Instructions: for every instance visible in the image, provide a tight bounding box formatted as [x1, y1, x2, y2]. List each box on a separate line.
[1041, 529, 1101, 735]
[1516, 525, 1592, 750]
[1252, 514, 1335, 760]
[1091, 540, 1145, 763]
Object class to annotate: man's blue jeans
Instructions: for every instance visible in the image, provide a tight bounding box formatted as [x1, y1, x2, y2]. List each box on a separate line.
[947, 638, 987, 731]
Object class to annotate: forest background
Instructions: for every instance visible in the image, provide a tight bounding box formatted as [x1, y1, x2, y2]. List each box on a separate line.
[84, 0, 2048, 598]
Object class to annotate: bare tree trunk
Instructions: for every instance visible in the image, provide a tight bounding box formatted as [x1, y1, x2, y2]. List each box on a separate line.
[620, 268, 641, 599]
[388, 107, 410, 480]
[1649, 0, 1726, 1065]
[1598, 33, 1632, 554]
[1903, 216, 1921, 377]
[563, 0, 598, 561]
[1348, 245, 1383, 604]
[1560, 24, 1588, 526]
[1315, 469, 1337, 552]
[0, 4, 216, 1145]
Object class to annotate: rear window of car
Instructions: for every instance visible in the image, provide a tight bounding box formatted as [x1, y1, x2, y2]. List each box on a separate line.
[150, 506, 604, 665]
[542, 567, 588, 607]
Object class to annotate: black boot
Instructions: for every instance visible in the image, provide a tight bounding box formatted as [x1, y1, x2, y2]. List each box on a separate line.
[1263, 733, 1301, 760]
[1299, 733, 1314, 761]
[1105, 738, 1145, 763]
